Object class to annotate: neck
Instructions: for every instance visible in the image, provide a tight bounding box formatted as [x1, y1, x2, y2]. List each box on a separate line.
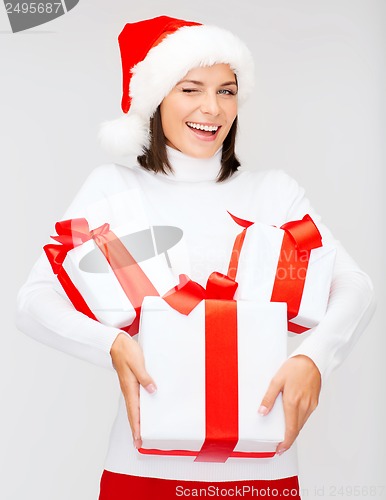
[162, 145, 223, 182]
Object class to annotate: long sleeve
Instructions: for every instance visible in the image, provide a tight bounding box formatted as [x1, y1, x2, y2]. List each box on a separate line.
[276, 170, 376, 383]
[15, 254, 123, 371]
[15, 164, 137, 371]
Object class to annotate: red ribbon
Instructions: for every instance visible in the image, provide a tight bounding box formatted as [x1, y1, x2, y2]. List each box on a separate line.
[272, 214, 322, 333]
[161, 272, 239, 462]
[43, 219, 106, 322]
[44, 218, 159, 335]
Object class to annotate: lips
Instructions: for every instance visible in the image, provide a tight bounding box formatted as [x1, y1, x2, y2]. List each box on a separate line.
[186, 123, 222, 141]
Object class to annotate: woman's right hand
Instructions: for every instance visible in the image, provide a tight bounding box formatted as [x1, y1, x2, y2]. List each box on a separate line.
[110, 332, 157, 450]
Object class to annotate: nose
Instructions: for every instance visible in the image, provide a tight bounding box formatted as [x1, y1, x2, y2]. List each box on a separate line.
[200, 91, 221, 116]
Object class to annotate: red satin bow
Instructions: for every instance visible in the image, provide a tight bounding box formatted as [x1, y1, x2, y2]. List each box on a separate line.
[163, 271, 238, 315]
[51, 218, 110, 248]
[44, 219, 111, 273]
[276, 215, 322, 332]
[280, 214, 322, 251]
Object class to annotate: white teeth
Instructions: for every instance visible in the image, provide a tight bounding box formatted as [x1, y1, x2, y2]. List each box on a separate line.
[187, 122, 219, 132]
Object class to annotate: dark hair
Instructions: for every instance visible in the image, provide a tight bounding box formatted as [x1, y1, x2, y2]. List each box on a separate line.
[137, 106, 241, 182]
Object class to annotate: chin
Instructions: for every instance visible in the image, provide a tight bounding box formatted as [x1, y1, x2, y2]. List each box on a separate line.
[166, 138, 222, 159]
[183, 144, 220, 159]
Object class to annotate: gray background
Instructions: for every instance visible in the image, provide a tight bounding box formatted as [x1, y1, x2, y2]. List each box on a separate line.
[1, 0, 384, 498]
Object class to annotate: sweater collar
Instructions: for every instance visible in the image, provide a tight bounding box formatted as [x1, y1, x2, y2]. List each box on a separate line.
[161, 145, 223, 182]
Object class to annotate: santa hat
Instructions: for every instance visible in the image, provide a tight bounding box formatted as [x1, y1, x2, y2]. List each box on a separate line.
[99, 16, 255, 156]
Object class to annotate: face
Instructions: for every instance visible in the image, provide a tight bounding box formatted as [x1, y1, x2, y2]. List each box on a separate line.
[159, 63, 238, 159]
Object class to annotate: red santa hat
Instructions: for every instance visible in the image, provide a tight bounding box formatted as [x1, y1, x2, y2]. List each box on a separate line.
[99, 16, 255, 156]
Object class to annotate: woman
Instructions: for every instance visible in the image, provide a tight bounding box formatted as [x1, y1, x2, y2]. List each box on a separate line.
[16, 16, 375, 499]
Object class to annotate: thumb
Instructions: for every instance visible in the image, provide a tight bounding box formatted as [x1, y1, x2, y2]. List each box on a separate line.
[127, 344, 157, 394]
[258, 377, 282, 416]
[135, 367, 157, 395]
[117, 336, 157, 395]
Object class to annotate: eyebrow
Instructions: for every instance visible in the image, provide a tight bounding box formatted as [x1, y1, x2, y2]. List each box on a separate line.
[177, 79, 238, 86]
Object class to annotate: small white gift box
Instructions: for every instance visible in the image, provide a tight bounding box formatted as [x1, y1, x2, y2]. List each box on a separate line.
[233, 215, 336, 332]
[138, 295, 287, 462]
[44, 219, 185, 329]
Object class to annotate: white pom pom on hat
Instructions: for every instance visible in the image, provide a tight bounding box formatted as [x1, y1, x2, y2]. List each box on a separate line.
[99, 114, 150, 157]
[98, 15, 255, 156]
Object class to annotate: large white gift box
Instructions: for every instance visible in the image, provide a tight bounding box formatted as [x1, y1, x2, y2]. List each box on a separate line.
[233, 215, 336, 333]
[138, 295, 287, 462]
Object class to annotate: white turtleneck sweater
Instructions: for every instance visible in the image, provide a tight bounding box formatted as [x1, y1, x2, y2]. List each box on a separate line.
[15, 146, 375, 481]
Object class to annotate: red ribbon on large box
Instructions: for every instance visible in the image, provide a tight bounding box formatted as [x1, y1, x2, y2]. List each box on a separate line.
[161, 272, 239, 462]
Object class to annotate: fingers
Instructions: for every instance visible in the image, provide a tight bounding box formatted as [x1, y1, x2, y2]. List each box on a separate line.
[276, 396, 299, 455]
[122, 369, 142, 449]
[259, 357, 321, 457]
[258, 375, 282, 416]
[125, 340, 157, 394]
[112, 333, 157, 393]
[276, 388, 319, 455]
[259, 373, 300, 456]
[110, 333, 157, 448]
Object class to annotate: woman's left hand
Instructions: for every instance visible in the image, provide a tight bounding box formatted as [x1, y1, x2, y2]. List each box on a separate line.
[258, 354, 322, 456]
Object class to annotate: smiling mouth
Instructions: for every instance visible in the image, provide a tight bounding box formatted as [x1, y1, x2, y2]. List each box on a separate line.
[186, 122, 221, 136]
